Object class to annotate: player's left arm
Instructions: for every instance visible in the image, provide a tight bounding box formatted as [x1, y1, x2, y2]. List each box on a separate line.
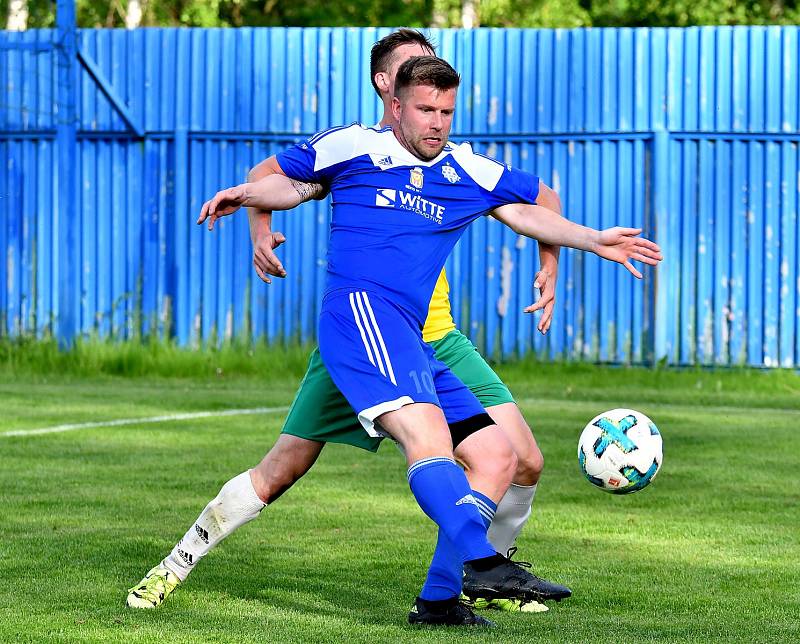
[491, 203, 663, 279]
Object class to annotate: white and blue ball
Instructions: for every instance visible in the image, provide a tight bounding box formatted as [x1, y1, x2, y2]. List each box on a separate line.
[578, 408, 663, 494]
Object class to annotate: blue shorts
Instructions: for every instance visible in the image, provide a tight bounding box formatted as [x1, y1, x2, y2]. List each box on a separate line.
[318, 289, 487, 438]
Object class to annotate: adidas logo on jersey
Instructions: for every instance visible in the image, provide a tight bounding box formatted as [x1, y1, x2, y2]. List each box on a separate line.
[455, 494, 479, 507]
[370, 153, 395, 169]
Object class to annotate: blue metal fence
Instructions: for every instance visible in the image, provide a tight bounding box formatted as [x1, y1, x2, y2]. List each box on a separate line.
[1, 26, 798, 367]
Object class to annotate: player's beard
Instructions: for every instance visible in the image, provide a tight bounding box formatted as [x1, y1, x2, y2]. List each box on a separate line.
[410, 137, 446, 161]
[401, 124, 447, 161]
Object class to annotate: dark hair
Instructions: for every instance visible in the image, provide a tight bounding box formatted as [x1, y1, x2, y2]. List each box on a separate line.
[370, 29, 436, 97]
[394, 56, 461, 99]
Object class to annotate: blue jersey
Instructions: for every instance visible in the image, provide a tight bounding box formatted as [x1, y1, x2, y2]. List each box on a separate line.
[276, 123, 539, 328]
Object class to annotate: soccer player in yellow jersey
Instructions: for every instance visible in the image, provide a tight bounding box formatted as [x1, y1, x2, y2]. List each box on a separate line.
[128, 30, 569, 615]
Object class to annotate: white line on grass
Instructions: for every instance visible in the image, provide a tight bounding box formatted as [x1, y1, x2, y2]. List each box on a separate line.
[0, 406, 290, 438]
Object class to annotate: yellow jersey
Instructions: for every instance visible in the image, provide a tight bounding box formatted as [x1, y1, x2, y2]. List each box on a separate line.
[422, 269, 457, 343]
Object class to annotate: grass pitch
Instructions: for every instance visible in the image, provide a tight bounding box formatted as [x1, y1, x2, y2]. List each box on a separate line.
[1, 354, 798, 643]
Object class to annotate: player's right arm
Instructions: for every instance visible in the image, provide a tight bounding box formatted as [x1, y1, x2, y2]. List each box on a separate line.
[199, 124, 356, 231]
[198, 175, 320, 228]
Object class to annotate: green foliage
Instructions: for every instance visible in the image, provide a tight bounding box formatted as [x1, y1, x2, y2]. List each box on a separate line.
[3, 337, 799, 406]
[239, 0, 434, 27]
[583, 0, 800, 27]
[0, 335, 314, 380]
[5, 0, 800, 28]
[467, 0, 592, 28]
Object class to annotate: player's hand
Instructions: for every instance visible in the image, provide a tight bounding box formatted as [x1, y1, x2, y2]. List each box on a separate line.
[523, 268, 557, 334]
[253, 232, 287, 284]
[594, 227, 663, 279]
[197, 184, 249, 231]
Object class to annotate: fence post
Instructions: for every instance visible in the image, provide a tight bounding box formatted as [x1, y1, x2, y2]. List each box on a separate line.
[652, 128, 672, 363]
[174, 125, 189, 345]
[55, 0, 78, 346]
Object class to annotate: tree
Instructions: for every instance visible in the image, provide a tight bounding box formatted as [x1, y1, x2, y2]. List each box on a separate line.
[3, 0, 799, 28]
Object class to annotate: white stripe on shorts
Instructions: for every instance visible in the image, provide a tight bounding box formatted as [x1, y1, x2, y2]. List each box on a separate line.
[360, 292, 397, 385]
[349, 292, 377, 368]
[354, 292, 387, 378]
[357, 395, 415, 437]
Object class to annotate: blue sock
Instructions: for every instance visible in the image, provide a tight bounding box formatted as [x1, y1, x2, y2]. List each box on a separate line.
[470, 489, 497, 529]
[407, 457, 496, 563]
[420, 489, 497, 601]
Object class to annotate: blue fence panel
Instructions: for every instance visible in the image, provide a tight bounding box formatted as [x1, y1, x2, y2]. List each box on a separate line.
[1, 27, 799, 366]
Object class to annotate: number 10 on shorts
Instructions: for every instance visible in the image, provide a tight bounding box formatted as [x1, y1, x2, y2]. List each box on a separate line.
[409, 370, 435, 394]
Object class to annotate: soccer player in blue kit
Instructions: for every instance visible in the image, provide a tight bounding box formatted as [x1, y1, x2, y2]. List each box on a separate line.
[194, 56, 662, 626]
[279, 59, 541, 626]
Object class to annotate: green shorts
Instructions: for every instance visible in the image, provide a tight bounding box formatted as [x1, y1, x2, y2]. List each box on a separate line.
[280, 329, 515, 451]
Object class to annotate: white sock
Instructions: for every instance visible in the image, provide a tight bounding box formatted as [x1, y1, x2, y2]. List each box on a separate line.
[162, 471, 265, 581]
[487, 483, 537, 555]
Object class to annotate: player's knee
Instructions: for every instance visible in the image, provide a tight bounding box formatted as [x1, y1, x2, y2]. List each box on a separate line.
[250, 460, 301, 504]
[477, 437, 517, 489]
[250, 436, 323, 503]
[503, 448, 519, 486]
[514, 445, 544, 486]
[456, 426, 516, 484]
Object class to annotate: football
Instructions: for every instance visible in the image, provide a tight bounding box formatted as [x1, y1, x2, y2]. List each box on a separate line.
[578, 409, 663, 494]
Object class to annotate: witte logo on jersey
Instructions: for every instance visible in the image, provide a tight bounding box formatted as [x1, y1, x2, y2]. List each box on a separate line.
[409, 166, 424, 190]
[375, 188, 396, 207]
[441, 164, 461, 184]
[375, 188, 444, 224]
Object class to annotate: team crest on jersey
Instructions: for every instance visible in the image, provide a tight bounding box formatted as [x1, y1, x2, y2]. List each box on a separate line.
[409, 167, 424, 190]
[441, 164, 461, 184]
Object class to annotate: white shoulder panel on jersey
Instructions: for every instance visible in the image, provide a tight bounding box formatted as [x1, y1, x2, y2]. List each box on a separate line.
[447, 141, 506, 192]
[361, 127, 398, 170]
[312, 123, 365, 172]
[361, 130, 455, 170]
